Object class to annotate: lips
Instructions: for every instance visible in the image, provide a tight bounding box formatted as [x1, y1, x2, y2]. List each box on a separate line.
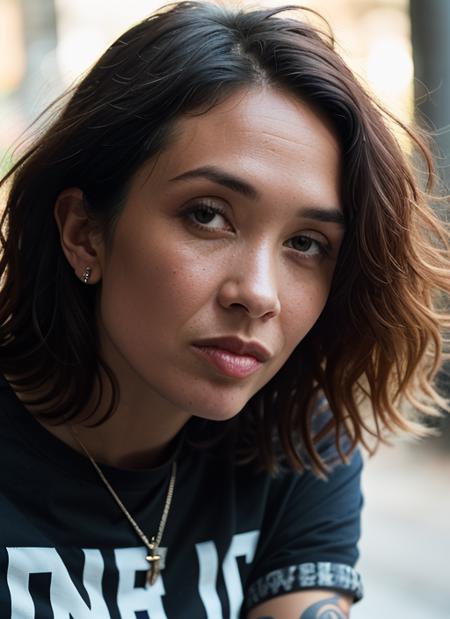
[191, 336, 272, 379]
[192, 336, 272, 362]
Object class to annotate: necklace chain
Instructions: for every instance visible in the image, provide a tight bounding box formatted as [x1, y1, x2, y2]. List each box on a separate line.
[69, 426, 176, 583]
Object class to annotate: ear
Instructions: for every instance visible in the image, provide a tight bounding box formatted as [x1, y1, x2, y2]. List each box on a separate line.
[53, 188, 104, 284]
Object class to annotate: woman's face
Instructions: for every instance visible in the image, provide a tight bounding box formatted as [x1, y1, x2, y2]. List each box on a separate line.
[95, 87, 344, 421]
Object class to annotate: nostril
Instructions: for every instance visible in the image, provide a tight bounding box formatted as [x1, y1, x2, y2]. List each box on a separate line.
[229, 302, 279, 321]
[261, 309, 277, 321]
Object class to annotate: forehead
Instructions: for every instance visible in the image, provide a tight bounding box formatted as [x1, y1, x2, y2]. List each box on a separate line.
[136, 86, 341, 207]
[172, 86, 339, 165]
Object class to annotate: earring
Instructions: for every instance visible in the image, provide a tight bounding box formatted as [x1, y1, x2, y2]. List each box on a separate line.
[81, 266, 92, 284]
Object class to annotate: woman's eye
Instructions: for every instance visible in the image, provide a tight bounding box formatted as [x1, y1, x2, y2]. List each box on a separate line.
[184, 203, 231, 231]
[286, 235, 329, 258]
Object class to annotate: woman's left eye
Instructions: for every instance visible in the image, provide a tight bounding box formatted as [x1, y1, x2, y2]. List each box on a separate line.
[183, 203, 232, 231]
[285, 235, 329, 258]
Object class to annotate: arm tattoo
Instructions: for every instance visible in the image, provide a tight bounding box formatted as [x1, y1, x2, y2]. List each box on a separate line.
[253, 595, 348, 619]
[299, 595, 347, 619]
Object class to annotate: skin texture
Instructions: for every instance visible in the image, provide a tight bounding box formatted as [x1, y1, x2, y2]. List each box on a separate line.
[247, 590, 351, 619]
[49, 85, 344, 468]
[257, 595, 347, 618]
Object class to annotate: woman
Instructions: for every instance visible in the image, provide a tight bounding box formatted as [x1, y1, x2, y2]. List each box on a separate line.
[0, 2, 448, 617]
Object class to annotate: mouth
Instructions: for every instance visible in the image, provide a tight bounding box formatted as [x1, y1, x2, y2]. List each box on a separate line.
[191, 336, 272, 379]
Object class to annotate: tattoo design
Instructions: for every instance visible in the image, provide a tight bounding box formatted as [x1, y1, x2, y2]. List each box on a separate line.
[254, 595, 347, 619]
[299, 595, 347, 619]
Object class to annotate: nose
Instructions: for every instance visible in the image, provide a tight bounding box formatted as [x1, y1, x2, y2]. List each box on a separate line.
[217, 244, 281, 320]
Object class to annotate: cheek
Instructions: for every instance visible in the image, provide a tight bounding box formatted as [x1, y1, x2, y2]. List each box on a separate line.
[281, 279, 330, 350]
[98, 233, 218, 344]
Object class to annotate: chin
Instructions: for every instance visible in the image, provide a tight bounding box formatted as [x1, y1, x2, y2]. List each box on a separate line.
[183, 389, 253, 423]
[194, 407, 244, 423]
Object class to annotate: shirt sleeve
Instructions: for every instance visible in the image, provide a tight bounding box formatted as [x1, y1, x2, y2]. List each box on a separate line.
[244, 442, 364, 611]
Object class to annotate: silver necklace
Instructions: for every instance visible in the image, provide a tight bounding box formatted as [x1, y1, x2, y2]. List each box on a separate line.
[69, 427, 176, 586]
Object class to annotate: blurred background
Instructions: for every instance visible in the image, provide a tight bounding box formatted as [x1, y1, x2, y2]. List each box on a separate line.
[0, 0, 449, 617]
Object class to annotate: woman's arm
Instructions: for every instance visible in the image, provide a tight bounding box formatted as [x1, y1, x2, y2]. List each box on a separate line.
[247, 589, 352, 619]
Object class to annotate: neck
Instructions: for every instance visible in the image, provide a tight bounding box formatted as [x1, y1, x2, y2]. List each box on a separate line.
[65, 401, 186, 469]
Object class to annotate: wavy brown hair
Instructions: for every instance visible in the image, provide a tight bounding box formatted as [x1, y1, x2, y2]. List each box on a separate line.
[1, 1, 449, 474]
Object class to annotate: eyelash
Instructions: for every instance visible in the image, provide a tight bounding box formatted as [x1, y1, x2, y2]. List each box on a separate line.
[183, 202, 231, 232]
[181, 202, 331, 259]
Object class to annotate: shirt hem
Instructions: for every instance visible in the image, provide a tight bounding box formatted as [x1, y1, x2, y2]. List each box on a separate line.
[245, 561, 364, 609]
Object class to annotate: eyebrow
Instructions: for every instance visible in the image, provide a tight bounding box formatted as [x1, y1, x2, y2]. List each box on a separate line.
[169, 165, 345, 226]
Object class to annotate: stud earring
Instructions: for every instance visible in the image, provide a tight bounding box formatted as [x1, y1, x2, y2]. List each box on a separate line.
[81, 266, 92, 284]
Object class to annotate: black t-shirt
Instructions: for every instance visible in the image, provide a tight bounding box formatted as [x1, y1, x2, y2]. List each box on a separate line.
[0, 376, 363, 618]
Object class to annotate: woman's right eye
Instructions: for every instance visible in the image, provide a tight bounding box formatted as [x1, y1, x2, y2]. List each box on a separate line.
[183, 202, 232, 231]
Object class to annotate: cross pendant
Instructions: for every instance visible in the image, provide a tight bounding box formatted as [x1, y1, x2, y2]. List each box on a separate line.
[146, 539, 161, 586]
